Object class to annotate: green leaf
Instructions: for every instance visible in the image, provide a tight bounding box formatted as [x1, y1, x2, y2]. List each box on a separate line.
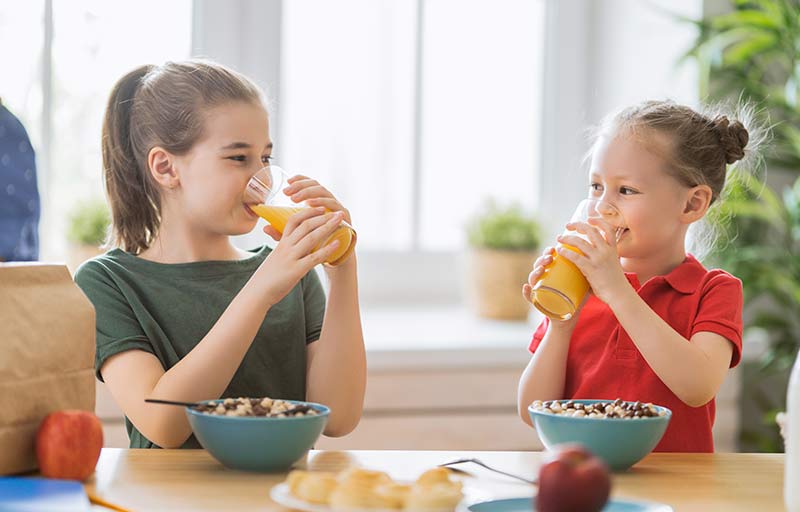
[723, 32, 779, 65]
[711, 10, 780, 31]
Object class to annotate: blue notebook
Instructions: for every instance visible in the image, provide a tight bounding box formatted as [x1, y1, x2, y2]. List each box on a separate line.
[0, 477, 90, 511]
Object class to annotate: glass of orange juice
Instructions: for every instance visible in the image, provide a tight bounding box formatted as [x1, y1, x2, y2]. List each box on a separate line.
[529, 198, 626, 320]
[243, 165, 357, 266]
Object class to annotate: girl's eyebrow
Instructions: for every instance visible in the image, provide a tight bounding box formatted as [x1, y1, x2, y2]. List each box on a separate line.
[220, 142, 273, 151]
[590, 171, 634, 181]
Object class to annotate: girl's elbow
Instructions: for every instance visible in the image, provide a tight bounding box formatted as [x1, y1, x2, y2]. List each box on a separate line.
[678, 390, 715, 408]
[137, 418, 191, 448]
[518, 407, 534, 427]
[324, 409, 362, 437]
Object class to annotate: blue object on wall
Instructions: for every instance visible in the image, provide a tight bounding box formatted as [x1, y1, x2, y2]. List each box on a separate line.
[0, 103, 40, 261]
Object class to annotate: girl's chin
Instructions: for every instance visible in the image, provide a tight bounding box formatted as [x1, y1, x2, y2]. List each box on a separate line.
[234, 219, 259, 236]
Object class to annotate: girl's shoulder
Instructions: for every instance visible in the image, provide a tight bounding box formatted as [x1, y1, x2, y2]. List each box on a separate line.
[695, 266, 743, 302]
[679, 254, 742, 291]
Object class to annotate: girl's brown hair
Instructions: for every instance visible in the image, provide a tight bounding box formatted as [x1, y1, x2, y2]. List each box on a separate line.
[591, 99, 766, 259]
[101, 60, 264, 253]
[602, 100, 756, 204]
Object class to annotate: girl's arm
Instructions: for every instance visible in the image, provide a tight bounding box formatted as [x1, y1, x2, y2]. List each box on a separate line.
[517, 247, 580, 425]
[558, 220, 734, 408]
[305, 256, 366, 437]
[100, 209, 346, 448]
[279, 174, 366, 437]
[516, 322, 574, 426]
[606, 287, 733, 407]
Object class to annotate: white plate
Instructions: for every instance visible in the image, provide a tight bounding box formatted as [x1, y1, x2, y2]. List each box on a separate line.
[270, 483, 486, 512]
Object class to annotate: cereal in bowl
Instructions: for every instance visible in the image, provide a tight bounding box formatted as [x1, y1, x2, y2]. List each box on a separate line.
[192, 397, 319, 418]
[531, 398, 666, 419]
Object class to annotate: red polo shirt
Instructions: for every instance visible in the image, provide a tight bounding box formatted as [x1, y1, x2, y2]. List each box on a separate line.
[528, 254, 743, 452]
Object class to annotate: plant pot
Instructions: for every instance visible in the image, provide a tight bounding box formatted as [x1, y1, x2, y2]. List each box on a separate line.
[67, 243, 105, 275]
[466, 247, 536, 321]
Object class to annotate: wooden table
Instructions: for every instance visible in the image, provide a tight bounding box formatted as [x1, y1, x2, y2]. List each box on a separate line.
[85, 449, 785, 511]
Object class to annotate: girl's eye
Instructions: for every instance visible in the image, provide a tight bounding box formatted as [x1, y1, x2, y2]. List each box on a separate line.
[620, 187, 637, 195]
[590, 183, 603, 192]
[228, 155, 247, 163]
[261, 155, 272, 164]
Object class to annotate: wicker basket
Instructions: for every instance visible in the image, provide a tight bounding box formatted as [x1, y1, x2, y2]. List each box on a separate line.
[466, 248, 536, 320]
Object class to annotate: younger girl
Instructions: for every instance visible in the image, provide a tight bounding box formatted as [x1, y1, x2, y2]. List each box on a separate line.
[75, 60, 365, 448]
[518, 100, 754, 452]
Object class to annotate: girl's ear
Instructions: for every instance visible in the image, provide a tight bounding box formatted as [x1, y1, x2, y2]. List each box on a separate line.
[148, 146, 179, 190]
[681, 184, 712, 224]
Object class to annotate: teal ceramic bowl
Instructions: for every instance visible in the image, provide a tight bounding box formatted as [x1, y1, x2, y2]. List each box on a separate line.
[528, 399, 671, 471]
[186, 399, 329, 472]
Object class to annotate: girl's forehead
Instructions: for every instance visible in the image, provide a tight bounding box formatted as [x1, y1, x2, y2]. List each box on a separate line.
[202, 101, 270, 145]
[590, 132, 671, 182]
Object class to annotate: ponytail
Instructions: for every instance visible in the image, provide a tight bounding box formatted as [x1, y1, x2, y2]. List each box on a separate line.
[101, 64, 160, 254]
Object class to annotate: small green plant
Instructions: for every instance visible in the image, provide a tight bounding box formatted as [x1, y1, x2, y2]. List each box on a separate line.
[467, 201, 541, 251]
[67, 199, 111, 247]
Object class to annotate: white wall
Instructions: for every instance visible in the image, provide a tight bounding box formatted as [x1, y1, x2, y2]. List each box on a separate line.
[191, 0, 703, 303]
[538, 0, 701, 241]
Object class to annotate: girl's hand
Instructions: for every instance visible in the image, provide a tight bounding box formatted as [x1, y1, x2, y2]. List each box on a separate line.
[258, 207, 345, 306]
[263, 175, 352, 241]
[555, 218, 630, 306]
[522, 246, 556, 302]
[523, 246, 585, 328]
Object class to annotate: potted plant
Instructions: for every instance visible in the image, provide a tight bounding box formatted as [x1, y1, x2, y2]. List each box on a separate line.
[465, 201, 542, 320]
[66, 198, 111, 273]
[681, 0, 800, 451]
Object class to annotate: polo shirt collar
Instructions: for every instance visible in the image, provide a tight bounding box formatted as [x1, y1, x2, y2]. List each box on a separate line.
[625, 254, 708, 294]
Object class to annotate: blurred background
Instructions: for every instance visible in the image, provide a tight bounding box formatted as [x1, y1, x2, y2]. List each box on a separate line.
[1, 0, 797, 453]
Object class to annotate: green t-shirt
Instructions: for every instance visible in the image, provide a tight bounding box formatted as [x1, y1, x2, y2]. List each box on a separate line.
[74, 246, 325, 449]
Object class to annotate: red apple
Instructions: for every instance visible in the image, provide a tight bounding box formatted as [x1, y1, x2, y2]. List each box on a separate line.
[536, 444, 611, 512]
[35, 410, 103, 480]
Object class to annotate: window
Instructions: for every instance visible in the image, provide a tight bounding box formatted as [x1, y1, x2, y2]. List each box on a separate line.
[279, 0, 545, 252]
[0, 0, 192, 260]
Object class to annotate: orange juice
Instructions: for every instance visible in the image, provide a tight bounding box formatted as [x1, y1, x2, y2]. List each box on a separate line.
[529, 244, 589, 320]
[250, 204, 356, 265]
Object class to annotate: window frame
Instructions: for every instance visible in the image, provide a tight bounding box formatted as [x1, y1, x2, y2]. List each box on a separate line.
[193, 0, 558, 305]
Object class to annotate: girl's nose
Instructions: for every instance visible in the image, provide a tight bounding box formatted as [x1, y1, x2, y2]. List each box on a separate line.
[597, 200, 615, 215]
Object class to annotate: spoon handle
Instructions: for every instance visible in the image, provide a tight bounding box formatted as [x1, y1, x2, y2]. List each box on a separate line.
[145, 398, 200, 407]
[439, 458, 537, 485]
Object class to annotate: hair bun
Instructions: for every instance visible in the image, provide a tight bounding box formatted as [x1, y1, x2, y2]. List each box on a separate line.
[712, 115, 749, 164]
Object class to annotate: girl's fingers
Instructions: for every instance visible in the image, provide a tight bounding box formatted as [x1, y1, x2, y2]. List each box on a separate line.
[587, 217, 618, 245]
[283, 208, 328, 240]
[284, 178, 321, 195]
[527, 266, 545, 286]
[566, 221, 606, 248]
[522, 283, 532, 301]
[305, 197, 342, 211]
[557, 234, 594, 255]
[534, 253, 553, 268]
[292, 212, 345, 255]
[289, 184, 333, 203]
[263, 225, 282, 241]
[286, 174, 309, 185]
[301, 237, 341, 267]
[307, 200, 351, 225]
[556, 245, 586, 267]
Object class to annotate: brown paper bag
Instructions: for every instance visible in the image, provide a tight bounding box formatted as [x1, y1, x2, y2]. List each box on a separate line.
[0, 263, 96, 475]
